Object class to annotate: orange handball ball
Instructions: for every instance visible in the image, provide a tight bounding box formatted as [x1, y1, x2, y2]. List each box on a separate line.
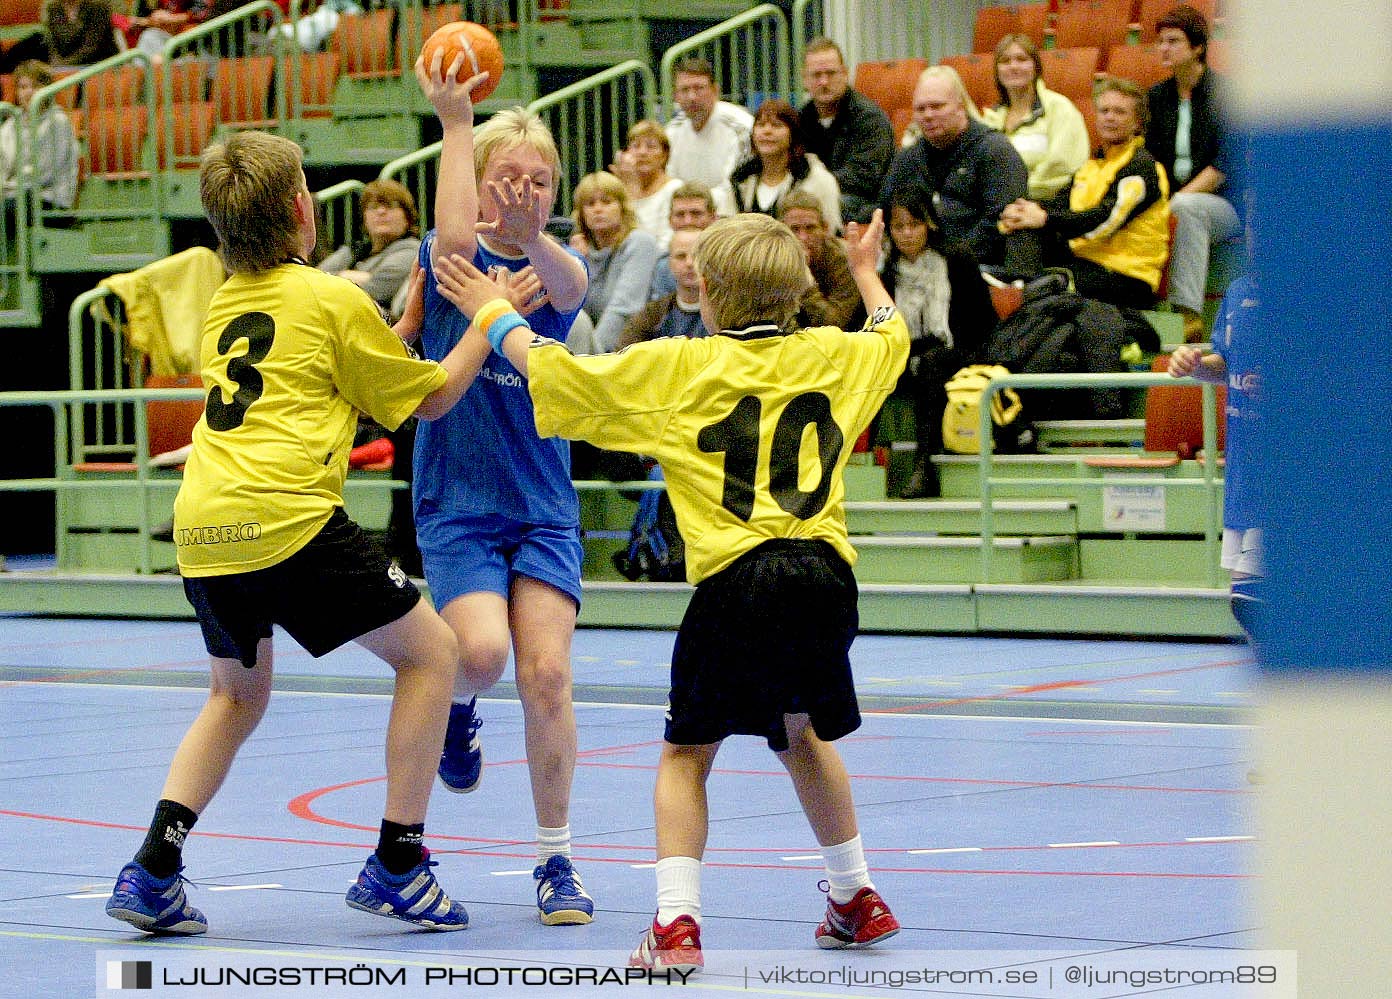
[421, 21, 504, 103]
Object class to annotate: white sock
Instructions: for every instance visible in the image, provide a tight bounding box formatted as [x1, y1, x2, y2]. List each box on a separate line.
[822, 835, 873, 904]
[654, 855, 702, 925]
[537, 824, 570, 863]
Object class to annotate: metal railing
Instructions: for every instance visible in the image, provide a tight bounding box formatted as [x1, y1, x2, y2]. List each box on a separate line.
[660, 4, 792, 116]
[975, 370, 1224, 586]
[314, 179, 366, 261]
[527, 59, 657, 213]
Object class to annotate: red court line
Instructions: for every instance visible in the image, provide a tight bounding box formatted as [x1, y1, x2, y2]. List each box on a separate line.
[868, 659, 1249, 714]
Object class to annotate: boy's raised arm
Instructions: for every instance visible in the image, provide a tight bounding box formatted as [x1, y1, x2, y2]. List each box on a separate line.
[416, 50, 489, 265]
[844, 209, 893, 317]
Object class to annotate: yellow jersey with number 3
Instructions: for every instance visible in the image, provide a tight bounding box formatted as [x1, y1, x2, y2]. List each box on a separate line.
[527, 308, 909, 583]
[174, 263, 446, 577]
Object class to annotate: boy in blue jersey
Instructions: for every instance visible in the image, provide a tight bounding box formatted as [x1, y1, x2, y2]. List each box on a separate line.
[412, 50, 595, 924]
[431, 210, 905, 972]
[1168, 273, 1262, 635]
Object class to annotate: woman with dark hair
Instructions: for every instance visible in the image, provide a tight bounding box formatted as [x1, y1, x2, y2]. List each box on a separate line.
[880, 185, 996, 497]
[978, 33, 1089, 201]
[719, 98, 841, 232]
[318, 178, 421, 319]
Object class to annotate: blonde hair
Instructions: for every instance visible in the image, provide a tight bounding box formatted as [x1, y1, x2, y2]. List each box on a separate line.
[572, 170, 638, 247]
[918, 64, 980, 118]
[625, 118, 670, 162]
[695, 214, 809, 332]
[200, 131, 305, 274]
[473, 106, 560, 179]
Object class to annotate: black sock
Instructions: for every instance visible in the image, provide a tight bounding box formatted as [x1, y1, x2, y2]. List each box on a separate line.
[376, 820, 425, 876]
[133, 799, 199, 880]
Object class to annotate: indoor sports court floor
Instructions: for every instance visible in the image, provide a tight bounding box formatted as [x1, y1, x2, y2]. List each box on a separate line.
[1, 617, 1262, 998]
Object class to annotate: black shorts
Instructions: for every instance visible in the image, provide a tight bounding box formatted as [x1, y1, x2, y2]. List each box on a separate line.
[183, 508, 421, 669]
[666, 538, 861, 751]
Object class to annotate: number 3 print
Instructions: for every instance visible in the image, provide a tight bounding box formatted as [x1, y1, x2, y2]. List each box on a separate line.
[205, 312, 276, 432]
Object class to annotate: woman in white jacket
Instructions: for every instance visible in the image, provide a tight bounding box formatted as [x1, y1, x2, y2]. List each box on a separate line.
[718, 98, 841, 233]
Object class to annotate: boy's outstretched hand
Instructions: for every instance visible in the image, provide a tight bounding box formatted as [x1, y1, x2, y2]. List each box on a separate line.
[844, 209, 885, 275]
[478, 176, 547, 247]
[414, 49, 490, 128]
[393, 262, 426, 343]
[433, 253, 517, 322]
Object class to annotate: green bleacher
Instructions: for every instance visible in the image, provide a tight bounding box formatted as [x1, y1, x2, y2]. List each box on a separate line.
[1, 1, 1244, 639]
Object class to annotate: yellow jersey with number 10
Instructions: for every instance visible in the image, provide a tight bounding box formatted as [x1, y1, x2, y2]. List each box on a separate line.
[528, 308, 909, 584]
[174, 264, 446, 578]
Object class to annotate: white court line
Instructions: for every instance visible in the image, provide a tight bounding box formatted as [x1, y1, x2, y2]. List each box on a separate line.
[1048, 841, 1121, 848]
[66, 893, 110, 900]
[488, 870, 535, 877]
[780, 855, 821, 862]
[207, 884, 283, 892]
[908, 847, 982, 855]
[630, 863, 656, 869]
[1185, 835, 1255, 843]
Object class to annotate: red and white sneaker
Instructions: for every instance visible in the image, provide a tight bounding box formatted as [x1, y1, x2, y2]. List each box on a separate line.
[814, 887, 900, 949]
[629, 913, 703, 974]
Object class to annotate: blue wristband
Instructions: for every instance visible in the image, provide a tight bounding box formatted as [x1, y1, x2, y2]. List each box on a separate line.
[485, 311, 529, 353]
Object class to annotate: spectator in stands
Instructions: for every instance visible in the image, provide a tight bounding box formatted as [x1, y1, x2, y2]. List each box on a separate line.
[998, 77, 1170, 310]
[649, 181, 717, 299]
[568, 170, 658, 354]
[115, 0, 216, 58]
[0, 60, 79, 211]
[879, 65, 1040, 277]
[318, 179, 421, 319]
[609, 119, 683, 251]
[616, 226, 707, 350]
[880, 185, 996, 498]
[778, 190, 858, 332]
[720, 98, 841, 232]
[797, 36, 894, 224]
[664, 56, 753, 192]
[1146, 3, 1238, 341]
[1, 0, 116, 72]
[978, 34, 1089, 201]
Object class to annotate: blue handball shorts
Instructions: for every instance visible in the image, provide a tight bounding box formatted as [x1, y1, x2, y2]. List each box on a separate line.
[417, 510, 583, 611]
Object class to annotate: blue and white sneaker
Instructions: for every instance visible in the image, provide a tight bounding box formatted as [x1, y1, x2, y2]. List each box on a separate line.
[105, 862, 207, 935]
[345, 849, 469, 930]
[438, 699, 483, 793]
[534, 854, 594, 925]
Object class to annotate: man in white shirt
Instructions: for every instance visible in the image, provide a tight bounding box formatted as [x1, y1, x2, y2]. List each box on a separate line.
[664, 56, 753, 191]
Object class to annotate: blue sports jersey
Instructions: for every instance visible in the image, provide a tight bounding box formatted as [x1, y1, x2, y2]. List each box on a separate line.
[413, 232, 586, 527]
[1216, 274, 1259, 531]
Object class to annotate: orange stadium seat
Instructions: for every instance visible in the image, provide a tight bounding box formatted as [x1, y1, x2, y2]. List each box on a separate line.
[1039, 46, 1099, 108]
[156, 59, 209, 105]
[297, 51, 340, 118]
[83, 63, 145, 108]
[335, 9, 395, 79]
[1105, 43, 1170, 89]
[852, 57, 927, 145]
[0, 0, 44, 25]
[939, 53, 997, 115]
[156, 101, 216, 170]
[85, 107, 150, 178]
[1015, 3, 1050, 47]
[1, 75, 13, 104]
[1050, 0, 1133, 68]
[213, 55, 277, 127]
[399, 2, 463, 69]
[973, 4, 1019, 53]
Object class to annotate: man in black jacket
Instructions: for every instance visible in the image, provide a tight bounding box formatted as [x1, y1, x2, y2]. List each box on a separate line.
[1146, 3, 1240, 340]
[879, 65, 1041, 278]
[798, 38, 895, 225]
